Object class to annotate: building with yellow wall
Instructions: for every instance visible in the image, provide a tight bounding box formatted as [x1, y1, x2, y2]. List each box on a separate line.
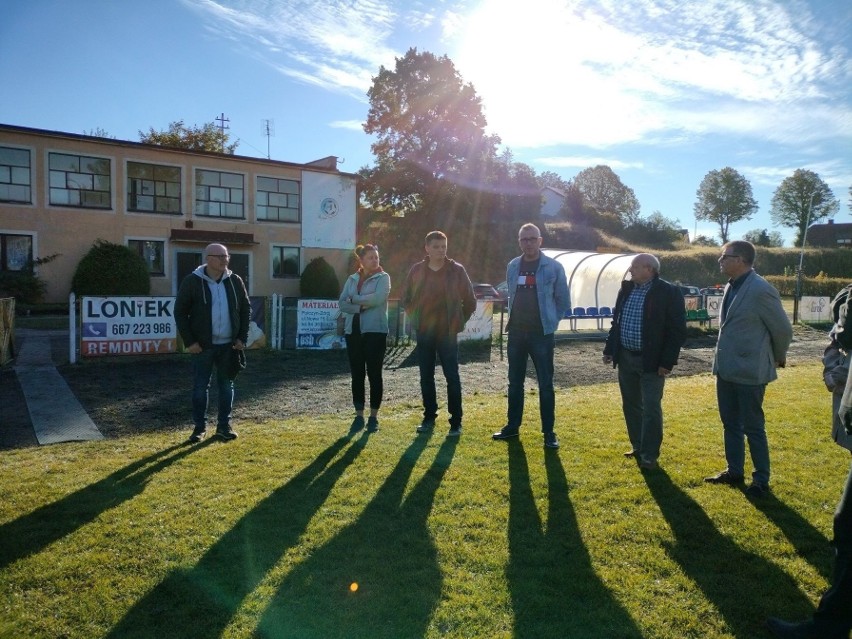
[0, 124, 357, 303]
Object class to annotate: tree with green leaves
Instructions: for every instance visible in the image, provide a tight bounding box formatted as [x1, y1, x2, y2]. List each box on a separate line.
[742, 228, 784, 247]
[361, 48, 500, 222]
[572, 165, 640, 226]
[770, 169, 839, 246]
[139, 120, 238, 154]
[693, 167, 757, 243]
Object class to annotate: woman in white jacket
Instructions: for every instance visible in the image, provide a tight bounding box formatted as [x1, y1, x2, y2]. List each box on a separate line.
[338, 244, 390, 433]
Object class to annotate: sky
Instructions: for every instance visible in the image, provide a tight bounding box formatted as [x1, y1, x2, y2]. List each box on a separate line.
[2, 0, 851, 246]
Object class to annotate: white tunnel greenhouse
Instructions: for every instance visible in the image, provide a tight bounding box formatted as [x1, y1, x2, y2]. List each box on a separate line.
[542, 249, 636, 331]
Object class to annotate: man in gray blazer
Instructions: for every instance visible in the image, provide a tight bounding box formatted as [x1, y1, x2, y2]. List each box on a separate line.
[704, 240, 792, 497]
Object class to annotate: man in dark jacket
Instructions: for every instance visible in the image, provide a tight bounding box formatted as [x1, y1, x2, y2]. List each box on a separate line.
[402, 230, 476, 437]
[175, 243, 250, 442]
[603, 253, 686, 469]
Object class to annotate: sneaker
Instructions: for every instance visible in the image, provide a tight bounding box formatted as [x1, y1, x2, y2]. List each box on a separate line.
[745, 482, 770, 498]
[416, 419, 435, 433]
[366, 416, 379, 433]
[492, 427, 519, 440]
[704, 470, 745, 485]
[448, 425, 462, 437]
[543, 432, 560, 449]
[349, 415, 365, 433]
[188, 428, 207, 443]
[623, 449, 638, 458]
[216, 426, 238, 441]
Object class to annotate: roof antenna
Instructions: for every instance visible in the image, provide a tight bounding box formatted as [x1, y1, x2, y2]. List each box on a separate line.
[215, 113, 230, 152]
[262, 119, 275, 159]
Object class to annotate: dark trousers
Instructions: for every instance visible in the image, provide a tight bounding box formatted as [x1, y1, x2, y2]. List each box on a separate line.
[716, 378, 769, 484]
[345, 331, 387, 411]
[191, 343, 234, 431]
[814, 460, 852, 633]
[617, 350, 665, 464]
[416, 331, 462, 427]
[507, 329, 556, 433]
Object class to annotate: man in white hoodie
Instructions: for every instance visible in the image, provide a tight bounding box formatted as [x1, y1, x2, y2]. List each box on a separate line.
[175, 243, 250, 442]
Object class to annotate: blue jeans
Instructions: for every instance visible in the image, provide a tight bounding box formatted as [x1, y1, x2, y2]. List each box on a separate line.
[416, 332, 462, 427]
[617, 350, 665, 464]
[716, 378, 769, 484]
[192, 343, 235, 431]
[507, 329, 556, 433]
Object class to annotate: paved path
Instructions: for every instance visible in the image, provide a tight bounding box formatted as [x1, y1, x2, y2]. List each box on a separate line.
[12, 329, 103, 445]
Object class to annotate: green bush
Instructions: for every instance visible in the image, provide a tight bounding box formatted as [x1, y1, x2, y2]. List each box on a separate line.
[72, 239, 151, 295]
[0, 271, 47, 304]
[300, 256, 340, 298]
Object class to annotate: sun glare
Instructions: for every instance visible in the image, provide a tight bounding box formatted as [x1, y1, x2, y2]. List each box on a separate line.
[453, 0, 654, 148]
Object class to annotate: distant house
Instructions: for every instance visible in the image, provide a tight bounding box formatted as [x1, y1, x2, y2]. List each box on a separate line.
[540, 186, 565, 217]
[805, 220, 852, 248]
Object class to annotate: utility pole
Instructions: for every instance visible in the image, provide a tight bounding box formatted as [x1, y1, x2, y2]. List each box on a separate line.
[215, 113, 229, 153]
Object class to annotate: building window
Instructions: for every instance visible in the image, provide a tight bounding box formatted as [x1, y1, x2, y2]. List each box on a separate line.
[127, 239, 165, 275]
[257, 176, 300, 222]
[49, 152, 111, 209]
[195, 169, 244, 218]
[127, 162, 181, 214]
[0, 146, 32, 204]
[272, 246, 300, 278]
[1, 233, 33, 272]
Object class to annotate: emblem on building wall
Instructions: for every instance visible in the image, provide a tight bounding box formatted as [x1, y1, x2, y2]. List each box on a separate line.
[319, 197, 339, 219]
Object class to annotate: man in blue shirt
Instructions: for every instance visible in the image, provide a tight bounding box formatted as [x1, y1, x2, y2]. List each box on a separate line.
[603, 253, 686, 469]
[493, 223, 570, 448]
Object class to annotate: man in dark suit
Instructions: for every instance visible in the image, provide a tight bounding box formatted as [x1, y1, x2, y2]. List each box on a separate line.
[603, 253, 686, 469]
[704, 241, 792, 497]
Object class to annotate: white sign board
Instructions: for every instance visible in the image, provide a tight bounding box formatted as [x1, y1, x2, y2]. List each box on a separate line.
[82, 296, 177, 357]
[800, 296, 831, 322]
[458, 300, 494, 342]
[296, 299, 346, 350]
[301, 171, 356, 249]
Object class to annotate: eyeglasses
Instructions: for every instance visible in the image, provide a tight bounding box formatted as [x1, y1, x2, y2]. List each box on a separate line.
[208, 254, 230, 259]
[719, 254, 740, 260]
[519, 237, 541, 243]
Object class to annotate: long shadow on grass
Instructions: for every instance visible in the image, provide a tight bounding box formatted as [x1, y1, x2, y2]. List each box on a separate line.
[105, 433, 367, 639]
[506, 442, 642, 638]
[643, 470, 816, 637]
[749, 493, 832, 582]
[0, 442, 196, 571]
[254, 435, 457, 638]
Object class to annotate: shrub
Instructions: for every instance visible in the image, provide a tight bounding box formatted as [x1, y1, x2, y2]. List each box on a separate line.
[72, 239, 150, 295]
[300, 257, 340, 298]
[0, 271, 47, 304]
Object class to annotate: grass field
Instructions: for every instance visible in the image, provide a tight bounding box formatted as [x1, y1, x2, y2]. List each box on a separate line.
[0, 362, 847, 638]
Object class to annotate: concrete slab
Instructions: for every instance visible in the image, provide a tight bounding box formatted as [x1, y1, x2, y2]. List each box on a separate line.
[13, 330, 103, 445]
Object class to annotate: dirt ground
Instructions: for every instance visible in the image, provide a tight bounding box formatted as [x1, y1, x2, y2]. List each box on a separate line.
[0, 324, 829, 448]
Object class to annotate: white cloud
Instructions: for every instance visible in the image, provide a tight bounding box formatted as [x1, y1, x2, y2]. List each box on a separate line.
[535, 156, 644, 171]
[329, 119, 365, 131]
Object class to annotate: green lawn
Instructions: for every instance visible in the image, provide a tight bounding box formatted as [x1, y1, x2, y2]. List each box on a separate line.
[0, 363, 845, 638]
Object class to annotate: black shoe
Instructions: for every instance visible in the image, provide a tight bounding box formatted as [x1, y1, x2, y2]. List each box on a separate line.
[704, 470, 745, 485]
[416, 419, 435, 433]
[639, 460, 658, 470]
[765, 617, 820, 639]
[216, 426, 238, 441]
[188, 428, 207, 443]
[349, 415, 365, 433]
[366, 416, 379, 433]
[543, 432, 559, 449]
[492, 427, 519, 440]
[746, 482, 770, 498]
[448, 425, 462, 437]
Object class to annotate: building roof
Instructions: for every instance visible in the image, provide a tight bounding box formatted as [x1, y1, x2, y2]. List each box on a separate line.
[0, 122, 357, 178]
[806, 221, 852, 247]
